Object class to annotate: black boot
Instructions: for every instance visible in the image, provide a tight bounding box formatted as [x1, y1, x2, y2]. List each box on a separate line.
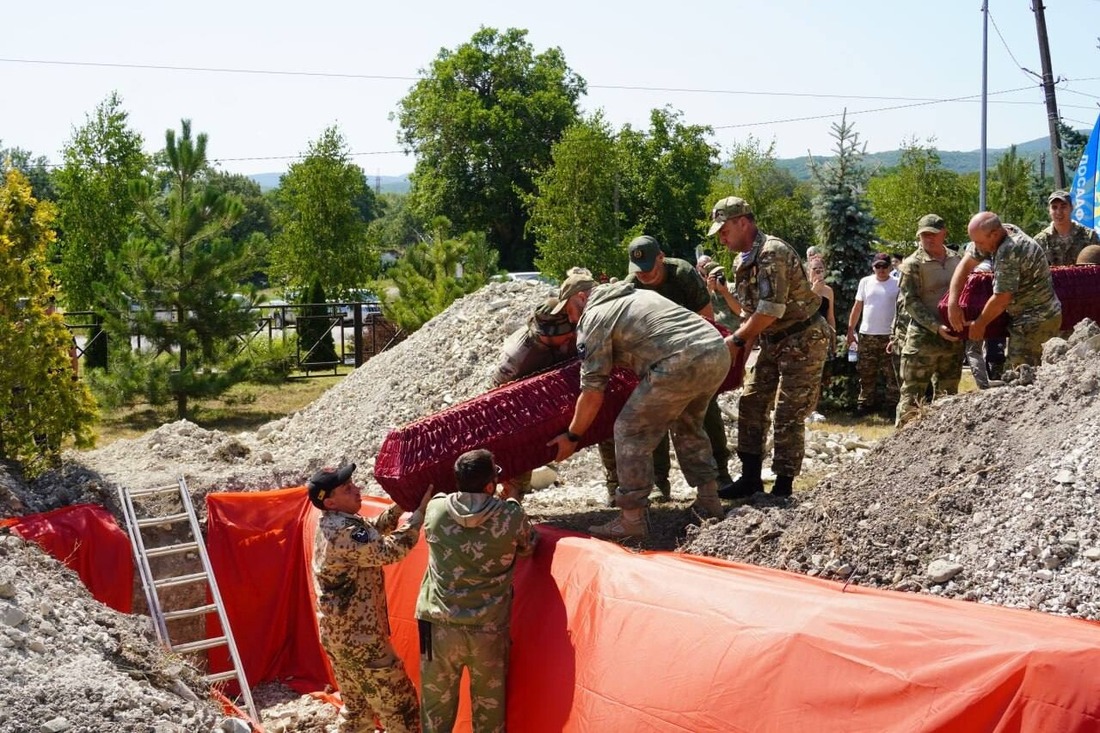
[718, 452, 763, 499]
[771, 475, 794, 497]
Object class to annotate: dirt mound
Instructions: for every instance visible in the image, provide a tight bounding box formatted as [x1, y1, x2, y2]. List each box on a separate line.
[683, 319, 1100, 620]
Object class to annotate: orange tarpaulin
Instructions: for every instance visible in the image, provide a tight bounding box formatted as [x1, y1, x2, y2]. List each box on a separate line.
[2, 503, 133, 613]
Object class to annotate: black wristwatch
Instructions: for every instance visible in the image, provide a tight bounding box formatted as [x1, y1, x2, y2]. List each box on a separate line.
[565, 430, 582, 443]
[731, 333, 747, 348]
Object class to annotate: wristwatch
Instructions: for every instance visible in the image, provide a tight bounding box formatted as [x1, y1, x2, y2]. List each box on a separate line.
[565, 430, 582, 443]
[731, 333, 747, 348]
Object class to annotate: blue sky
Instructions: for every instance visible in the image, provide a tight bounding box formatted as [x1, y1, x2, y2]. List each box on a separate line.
[3, 0, 1098, 177]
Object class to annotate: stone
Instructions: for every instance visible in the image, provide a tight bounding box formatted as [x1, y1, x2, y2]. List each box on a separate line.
[1053, 470, 1076, 485]
[926, 559, 963, 584]
[39, 718, 70, 733]
[0, 604, 26, 628]
[1083, 548, 1100, 561]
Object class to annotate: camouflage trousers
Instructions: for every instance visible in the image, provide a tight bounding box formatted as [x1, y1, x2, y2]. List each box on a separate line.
[896, 337, 964, 427]
[419, 622, 509, 733]
[652, 397, 732, 484]
[320, 627, 420, 733]
[738, 317, 830, 477]
[855, 333, 898, 408]
[1006, 312, 1062, 369]
[613, 343, 730, 510]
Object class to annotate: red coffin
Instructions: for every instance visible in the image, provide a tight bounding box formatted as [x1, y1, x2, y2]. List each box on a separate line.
[375, 347, 749, 511]
[938, 264, 1100, 339]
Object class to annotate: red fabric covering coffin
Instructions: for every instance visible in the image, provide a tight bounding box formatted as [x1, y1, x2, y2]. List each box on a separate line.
[938, 264, 1100, 339]
[1, 504, 133, 613]
[376, 346, 748, 512]
[199, 492, 1100, 733]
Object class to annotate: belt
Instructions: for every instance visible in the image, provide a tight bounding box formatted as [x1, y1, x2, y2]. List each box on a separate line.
[758, 313, 824, 345]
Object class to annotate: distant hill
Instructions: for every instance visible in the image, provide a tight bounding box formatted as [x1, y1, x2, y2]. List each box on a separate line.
[248, 172, 410, 194]
[776, 134, 1074, 181]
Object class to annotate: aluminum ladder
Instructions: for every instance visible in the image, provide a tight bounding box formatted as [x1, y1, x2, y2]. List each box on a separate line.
[117, 478, 258, 724]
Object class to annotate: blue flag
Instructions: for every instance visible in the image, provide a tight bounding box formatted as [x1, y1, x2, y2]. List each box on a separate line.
[1071, 112, 1100, 230]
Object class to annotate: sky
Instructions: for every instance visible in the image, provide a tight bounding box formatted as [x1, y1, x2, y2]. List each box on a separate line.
[3, 0, 1099, 178]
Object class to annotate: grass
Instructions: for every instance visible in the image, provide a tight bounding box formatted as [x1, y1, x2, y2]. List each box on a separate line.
[91, 373, 347, 448]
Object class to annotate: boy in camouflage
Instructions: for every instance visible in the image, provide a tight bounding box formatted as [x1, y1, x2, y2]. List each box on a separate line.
[1034, 190, 1100, 266]
[416, 449, 537, 733]
[310, 464, 429, 733]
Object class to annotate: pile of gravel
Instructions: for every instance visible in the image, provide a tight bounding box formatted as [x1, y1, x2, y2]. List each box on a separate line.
[682, 319, 1100, 620]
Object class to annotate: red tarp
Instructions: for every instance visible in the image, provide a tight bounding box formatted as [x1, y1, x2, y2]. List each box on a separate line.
[10, 496, 1100, 731]
[1, 503, 133, 613]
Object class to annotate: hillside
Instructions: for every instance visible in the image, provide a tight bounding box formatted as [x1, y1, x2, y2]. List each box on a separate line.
[247, 171, 410, 194]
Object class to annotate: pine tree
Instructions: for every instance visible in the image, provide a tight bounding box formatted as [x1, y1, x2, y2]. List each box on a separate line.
[298, 280, 339, 368]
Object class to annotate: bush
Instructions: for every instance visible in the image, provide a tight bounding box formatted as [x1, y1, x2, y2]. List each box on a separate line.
[241, 335, 299, 385]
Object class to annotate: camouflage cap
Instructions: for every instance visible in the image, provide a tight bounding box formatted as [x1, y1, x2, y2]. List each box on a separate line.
[551, 272, 597, 314]
[454, 449, 498, 492]
[707, 196, 753, 236]
[531, 298, 574, 337]
[627, 235, 662, 273]
[1048, 190, 1071, 204]
[916, 214, 946, 235]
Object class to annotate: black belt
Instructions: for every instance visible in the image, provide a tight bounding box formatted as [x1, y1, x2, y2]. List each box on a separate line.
[758, 313, 824, 345]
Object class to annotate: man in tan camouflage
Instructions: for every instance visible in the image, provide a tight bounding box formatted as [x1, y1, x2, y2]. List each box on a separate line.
[416, 449, 537, 733]
[708, 196, 829, 499]
[894, 214, 965, 427]
[1034, 190, 1100, 266]
[310, 464, 430, 733]
[548, 272, 731, 539]
[948, 212, 1063, 369]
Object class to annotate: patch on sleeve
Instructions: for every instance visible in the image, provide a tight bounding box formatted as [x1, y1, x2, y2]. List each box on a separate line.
[758, 276, 773, 301]
[350, 527, 372, 544]
[577, 340, 586, 359]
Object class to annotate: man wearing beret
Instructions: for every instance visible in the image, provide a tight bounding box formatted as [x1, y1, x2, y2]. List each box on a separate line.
[416, 449, 537, 732]
[1033, 190, 1100, 266]
[548, 271, 731, 539]
[310, 463, 431, 733]
[624, 235, 735, 502]
[709, 195, 829, 499]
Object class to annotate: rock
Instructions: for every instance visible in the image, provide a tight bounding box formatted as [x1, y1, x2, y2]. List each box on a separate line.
[926, 560, 963, 584]
[1083, 548, 1100, 561]
[1, 603, 26, 628]
[529, 466, 558, 491]
[39, 718, 70, 733]
[1053, 470, 1076, 485]
[216, 718, 252, 733]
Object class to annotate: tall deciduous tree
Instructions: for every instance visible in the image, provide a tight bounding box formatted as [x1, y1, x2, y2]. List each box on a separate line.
[988, 146, 1045, 232]
[528, 114, 625, 280]
[809, 113, 877, 320]
[394, 26, 585, 271]
[0, 143, 56, 201]
[866, 140, 977, 247]
[617, 107, 719, 260]
[271, 126, 379, 296]
[102, 120, 252, 418]
[0, 168, 96, 475]
[54, 93, 148, 368]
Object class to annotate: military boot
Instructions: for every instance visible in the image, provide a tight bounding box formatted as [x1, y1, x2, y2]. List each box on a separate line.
[588, 510, 647, 541]
[692, 480, 726, 520]
[718, 452, 764, 500]
[771, 475, 794, 497]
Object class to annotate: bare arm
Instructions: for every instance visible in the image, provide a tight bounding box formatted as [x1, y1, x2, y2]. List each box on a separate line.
[547, 388, 605, 461]
[947, 255, 982, 331]
[846, 300, 863, 346]
[967, 292, 1014, 341]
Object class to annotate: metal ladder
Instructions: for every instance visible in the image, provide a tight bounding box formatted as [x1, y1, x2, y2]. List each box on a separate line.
[117, 478, 258, 724]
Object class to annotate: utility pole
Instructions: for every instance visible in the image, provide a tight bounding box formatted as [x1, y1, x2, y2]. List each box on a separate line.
[980, 0, 989, 211]
[1032, 0, 1066, 188]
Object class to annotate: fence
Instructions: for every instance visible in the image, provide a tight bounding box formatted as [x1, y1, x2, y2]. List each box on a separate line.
[63, 303, 406, 379]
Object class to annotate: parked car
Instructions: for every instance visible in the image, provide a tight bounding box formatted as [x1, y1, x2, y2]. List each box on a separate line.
[492, 271, 559, 286]
[335, 289, 382, 324]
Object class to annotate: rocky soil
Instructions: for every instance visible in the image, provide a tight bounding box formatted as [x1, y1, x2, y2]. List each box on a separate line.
[3, 280, 1099, 731]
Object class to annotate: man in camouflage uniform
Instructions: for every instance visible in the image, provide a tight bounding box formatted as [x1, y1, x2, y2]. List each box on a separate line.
[624, 235, 734, 501]
[846, 253, 900, 413]
[894, 214, 965, 427]
[948, 212, 1062, 369]
[548, 272, 731, 539]
[491, 297, 620, 504]
[416, 449, 537, 733]
[707, 196, 828, 499]
[310, 464, 429, 733]
[1034, 190, 1100, 266]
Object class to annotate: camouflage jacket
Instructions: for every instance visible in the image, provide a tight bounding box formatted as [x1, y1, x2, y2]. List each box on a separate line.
[966, 224, 1062, 326]
[415, 492, 537, 632]
[732, 231, 820, 334]
[313, 505, 421, 636]
[576, 282, 725, 392]
[491, 326, 575, 387]
[1034, 221, 1100, 266]
[899, 244, 961, 338]
[625, 257, 711, 313]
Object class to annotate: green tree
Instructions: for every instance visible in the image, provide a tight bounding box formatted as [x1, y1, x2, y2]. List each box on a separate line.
[394, 26, 586, 271]
[54, 92, 149, 369]
[707, 137, 814, 264]
[866, 140, 976, 246]
[527, 114, 625, 280]
[0, 143, 56, 201]
[208, 170, 276, 287]
[0, 168, 96, 475]
[988, 145, 1045, 232]
[382, 218, 499, 332]
[1058, 120, 1089, 180]
[103, 120, 253, 418]
[616, 107, 719, 260]
[809, 112, 877, 321]
[271, 126, 379, 296]
[298, 279, 339, 367]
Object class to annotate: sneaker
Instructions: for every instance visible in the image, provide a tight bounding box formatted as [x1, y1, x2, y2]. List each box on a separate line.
[649, 480, 672, 504]
[588, 514, 647, 540]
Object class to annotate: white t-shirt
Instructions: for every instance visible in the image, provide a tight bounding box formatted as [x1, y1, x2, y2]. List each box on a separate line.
[855, 275, 900, 335]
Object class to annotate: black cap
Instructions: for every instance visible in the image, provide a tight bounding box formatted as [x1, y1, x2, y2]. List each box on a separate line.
[454, 449, 497, 492]
[307, 464, 355, 508]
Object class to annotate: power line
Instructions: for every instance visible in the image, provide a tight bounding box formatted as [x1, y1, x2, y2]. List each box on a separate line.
[987, 10, 1039, 82]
